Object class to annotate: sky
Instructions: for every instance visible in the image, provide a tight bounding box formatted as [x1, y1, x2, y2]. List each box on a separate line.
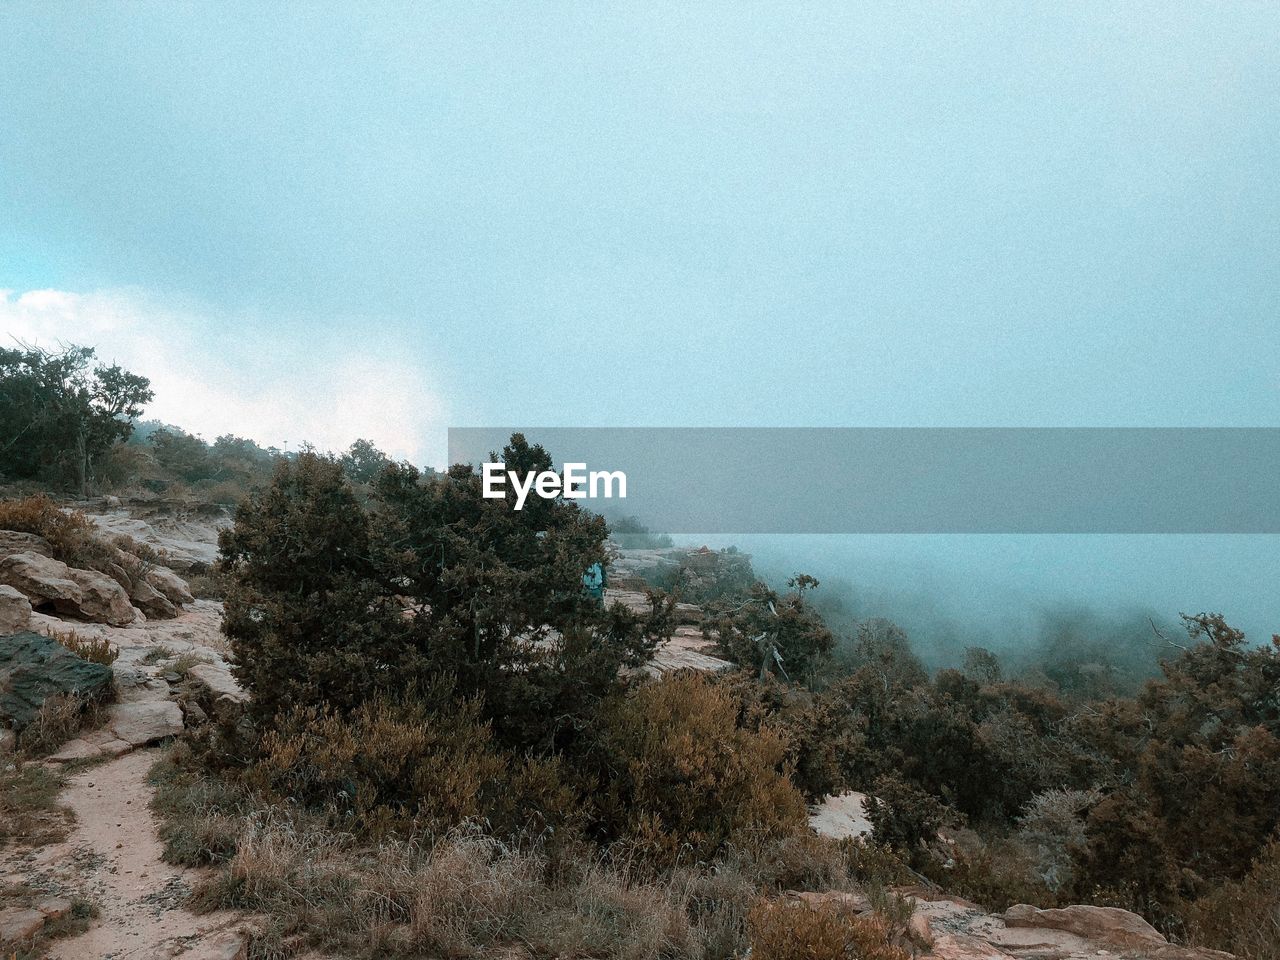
[2, 3, 1279, 641]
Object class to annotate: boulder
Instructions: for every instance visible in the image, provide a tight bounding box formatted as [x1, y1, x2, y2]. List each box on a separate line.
[0, 531, 54, 559]
[1003, 903, 1165, 948]
[0, 584, 32, 634]
[0, 552, 83, 616]
[0, 727, 14, 754]
[0, 631, 113, 730]
[129, 577, 178, 619]
[145, 566, 194, 607]
[65, 567, 138, 626]
[106, 700, 184, 746]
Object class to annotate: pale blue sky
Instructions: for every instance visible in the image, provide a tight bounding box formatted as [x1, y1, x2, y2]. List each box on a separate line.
[3, 2, 1278, 452]
[3, 3, 1279, 641]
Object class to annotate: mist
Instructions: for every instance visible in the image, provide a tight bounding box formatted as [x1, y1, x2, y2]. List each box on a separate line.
[665, 532, 1280, 670]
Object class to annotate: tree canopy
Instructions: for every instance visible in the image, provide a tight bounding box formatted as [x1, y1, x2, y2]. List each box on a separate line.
[0, 343, 152, 492]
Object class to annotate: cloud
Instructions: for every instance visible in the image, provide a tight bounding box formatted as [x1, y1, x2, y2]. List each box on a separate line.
[0, 288, 448, 466]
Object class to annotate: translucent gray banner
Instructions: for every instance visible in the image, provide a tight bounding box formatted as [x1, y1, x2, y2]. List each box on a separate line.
[447, 428, 1280, 534]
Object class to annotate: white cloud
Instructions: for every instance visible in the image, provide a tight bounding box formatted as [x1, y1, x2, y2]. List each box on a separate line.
[0, 288, 448, 466]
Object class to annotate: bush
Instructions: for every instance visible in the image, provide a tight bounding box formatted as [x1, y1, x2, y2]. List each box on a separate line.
[1015, 788, 1099, 893]
[247, 691, 511, 839]
[746, 898, 908, 960]
[51, 627, 119, 665]
[864, 775, 950, 856]
[1187, 835, 1280, 960]
[0, 495, 104, 567]
[595, 672, 808, 864]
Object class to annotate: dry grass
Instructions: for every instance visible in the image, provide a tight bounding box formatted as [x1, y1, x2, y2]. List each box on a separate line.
[16, 693, 107, 758]
[747, 897, 910, 960]
[150, 743, 887, 960]
[147, 730, 926, 960]
[47, 627, 118, 666]
[188, 818, 717, 960]
[0, 764, 71, 849]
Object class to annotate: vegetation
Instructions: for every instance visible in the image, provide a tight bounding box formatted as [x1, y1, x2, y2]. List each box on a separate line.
[218, 436, 675, 752]
[49, 628, 118, 665]
[746, 898, 909, 960]
[5, 346, 1277, 958]
[0, 344, 152, 495]
[0, 764, 70, 849]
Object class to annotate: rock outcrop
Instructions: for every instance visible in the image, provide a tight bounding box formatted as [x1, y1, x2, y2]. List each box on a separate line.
[0, 631, 114, 730]
[0, 552, 84, 618]
[105, 700, 185, 747]
[0, 583, 33, 634]
[0, 530, 54, 559]
[0, 552, 138, 626]
[1003, 903, 1166, 949]
[65, 567, 138, 626]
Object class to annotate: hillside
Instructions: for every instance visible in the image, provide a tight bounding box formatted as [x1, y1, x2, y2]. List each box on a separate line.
[1, 492, 1266, 959]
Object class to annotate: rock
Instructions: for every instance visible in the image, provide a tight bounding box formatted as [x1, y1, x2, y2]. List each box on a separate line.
[0, 551, 83, 616]
[0, 584, 32, 634]
[810, 790, 874, 841]
[0, 530, 54, 559]
[130, 577, 179, 619]
[83, 726, 133, 755]
[47, 738, 102, 762]
[1003, 903, 1166, 948]
[35, 897, 72, 921]
[65, 567, 138, 626]
[112, 664, 172, 703]
[0, 631, 113, 730]
[181, 700, 209, 725]
[145, 566, 194, 607]
[0, 552, 137, 625]
[0, 728, 13, 754]
[0, 906, 46, 943]
[106, 700, 184, 746]
[184, 928, 249, 960]
[185, 665, 247, 716]
[907, 911, 934, 948]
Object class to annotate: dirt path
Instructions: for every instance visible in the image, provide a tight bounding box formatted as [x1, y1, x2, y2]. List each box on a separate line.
[34, 749, 245, 960]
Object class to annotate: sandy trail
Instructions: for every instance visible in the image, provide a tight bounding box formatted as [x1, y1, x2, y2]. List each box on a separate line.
[35, 749, 243, 960]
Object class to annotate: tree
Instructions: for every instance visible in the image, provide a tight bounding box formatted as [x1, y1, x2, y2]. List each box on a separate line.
[340, 437, 391, 484]
[220, 434, 676, 753]
[0, 344, 152, 493]
[150, 428, 214, 481]
[702, 577, 835, 682]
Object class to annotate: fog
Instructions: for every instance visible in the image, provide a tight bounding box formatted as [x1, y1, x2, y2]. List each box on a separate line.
[669, 533, 1280, 668]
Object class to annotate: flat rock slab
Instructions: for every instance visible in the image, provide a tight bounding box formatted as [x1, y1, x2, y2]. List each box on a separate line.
[106, 700, 184, 746]
[187, 662, 247, 702]
[47, 737, 103, 762]
[1004, 904, 1165, 949]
